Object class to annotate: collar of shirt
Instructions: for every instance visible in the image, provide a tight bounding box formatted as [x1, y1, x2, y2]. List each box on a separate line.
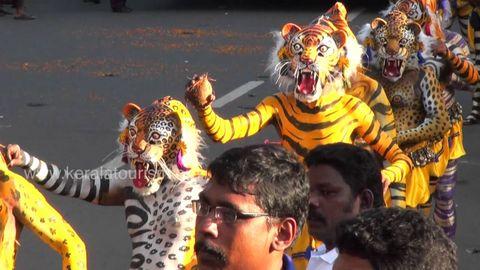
[308, 244, 339, 268]
[282, 254, 295, 270]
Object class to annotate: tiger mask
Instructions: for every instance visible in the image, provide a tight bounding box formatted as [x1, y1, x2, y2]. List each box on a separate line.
[270, 2, 363, 104]
[118, 97, 203, 196]
[277, 23, 347, 103]
[371, 10, 422, 82]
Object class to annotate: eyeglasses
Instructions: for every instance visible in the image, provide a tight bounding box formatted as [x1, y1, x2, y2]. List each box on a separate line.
[192, 200, 270, 224]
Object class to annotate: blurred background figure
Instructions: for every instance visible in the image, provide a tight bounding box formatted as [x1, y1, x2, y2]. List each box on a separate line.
[0, 0, 35, 20]
[83, 0, 132, 13]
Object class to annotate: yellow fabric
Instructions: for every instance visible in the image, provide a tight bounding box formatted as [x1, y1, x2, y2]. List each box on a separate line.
[182, 227, 198, 270]
[0, 157, 87, 270]
[449, 120, 466, 160]
[384, 135, 450, 207]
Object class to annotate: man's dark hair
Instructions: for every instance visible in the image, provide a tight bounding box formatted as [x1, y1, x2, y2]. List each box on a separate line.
[336, 207, 457, 270]
[208, 144, 309, 231]
[304, 143, 384, 207]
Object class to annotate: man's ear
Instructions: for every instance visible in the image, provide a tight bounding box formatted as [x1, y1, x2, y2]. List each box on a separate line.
[271, 217, 297, 252]
[359, 189, 374, 211]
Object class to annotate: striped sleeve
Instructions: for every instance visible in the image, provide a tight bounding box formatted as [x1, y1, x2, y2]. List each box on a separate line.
[444, 49, 480, 84]
[355, 102, 412, 184]
[20, 151, 125, 205]
[197, 96, 277, 144]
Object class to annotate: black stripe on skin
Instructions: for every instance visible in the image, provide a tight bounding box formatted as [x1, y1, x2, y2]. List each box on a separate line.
[130, 229, 152, 238]
[389, 182, 406, 191]
[98, 176, 110, 203]
[369, 129, 382, 147]
[368, 84, 383, 104]
[84, 177, 98, 202]
[273, 95, 355, 131]
[59, 172, 74, 196]
[383, 122, 396, 132]
[125, 205, 149, 230]
[282, 136, 309, 157]
[381, 141, 395, 159]
[371, 103, 392, 116]
[73, 176, 82, 198]
[132, 241, 148, 249]
[244, 114, 252, 137]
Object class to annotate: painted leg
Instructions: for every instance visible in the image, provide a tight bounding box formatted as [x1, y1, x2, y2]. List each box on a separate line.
[433, 160, 458, 239]
[389, 182, 406, 208]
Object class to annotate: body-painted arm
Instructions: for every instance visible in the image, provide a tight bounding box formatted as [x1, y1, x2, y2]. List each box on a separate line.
[197, 96, 277, 143]
[443, 45, 480, 84]
[354, 101, 413, 184]
[397, 66, 451, 146]
[0, 162, 87, 270]
[348, 72, 397, 140]
[19, 150, 129, 206]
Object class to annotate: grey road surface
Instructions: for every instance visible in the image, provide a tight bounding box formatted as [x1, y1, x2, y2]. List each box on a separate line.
[1, 0, 480, 269]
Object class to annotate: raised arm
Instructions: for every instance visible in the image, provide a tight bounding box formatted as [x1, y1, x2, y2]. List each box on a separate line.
[186, 74, 276, 143]
[396, 66, 451, 146]
[434, 39, 480, 84]
[7, 145, 129, 206]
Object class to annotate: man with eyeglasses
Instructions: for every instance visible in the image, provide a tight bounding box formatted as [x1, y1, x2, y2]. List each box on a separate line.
[193, 144, 309, 270]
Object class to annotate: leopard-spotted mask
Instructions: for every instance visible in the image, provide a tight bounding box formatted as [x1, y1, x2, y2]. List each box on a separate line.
[119, 97, 203, 196]
[371, 10, 422, 82]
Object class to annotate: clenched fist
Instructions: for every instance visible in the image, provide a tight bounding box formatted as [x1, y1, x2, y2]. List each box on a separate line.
[185, 73, 216, 109]
[3, 144, 24, 167]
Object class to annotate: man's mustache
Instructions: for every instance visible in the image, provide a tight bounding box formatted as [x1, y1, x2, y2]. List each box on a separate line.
[308, 205, 327, 224]
[194, 240, 228, 266]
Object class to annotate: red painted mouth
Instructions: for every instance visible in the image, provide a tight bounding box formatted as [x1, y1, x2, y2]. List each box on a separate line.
[382, 59, 403, 78]
[296, 70, 318, 95]
[133, 161, 156, 188]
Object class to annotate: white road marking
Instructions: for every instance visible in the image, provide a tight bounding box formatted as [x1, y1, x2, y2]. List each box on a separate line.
[213, 81, 264, 108]
[348, 9, 365, 22]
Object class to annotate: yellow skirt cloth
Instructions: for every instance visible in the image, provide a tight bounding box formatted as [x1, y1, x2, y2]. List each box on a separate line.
[448, 120, 466, 160]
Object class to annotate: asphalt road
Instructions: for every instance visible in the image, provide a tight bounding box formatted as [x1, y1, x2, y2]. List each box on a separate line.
[1, 0, 480, 269]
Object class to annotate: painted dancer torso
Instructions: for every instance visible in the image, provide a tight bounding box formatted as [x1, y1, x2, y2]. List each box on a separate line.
[13, 97, 206, 270]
